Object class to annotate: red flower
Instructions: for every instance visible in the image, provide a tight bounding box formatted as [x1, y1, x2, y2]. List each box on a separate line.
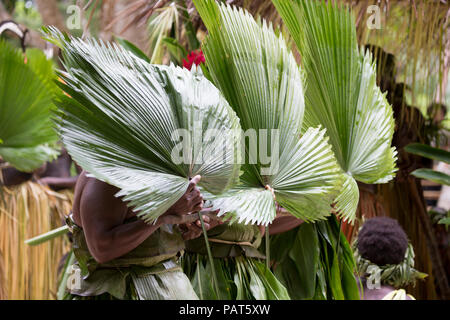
[183, 50, 205, 70]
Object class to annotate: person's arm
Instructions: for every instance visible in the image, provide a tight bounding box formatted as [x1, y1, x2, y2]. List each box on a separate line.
[37, 176, 79, 189]
[269, 215, 304, 235]
[80, 175, 205, 263]
[261, 206, 304, 236]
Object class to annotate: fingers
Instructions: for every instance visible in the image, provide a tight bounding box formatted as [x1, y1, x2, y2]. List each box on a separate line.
[187, 186, 203, 212]
[199, 208, 220, 214]
[192, 202, 203, 212]
[195, 221, 211, 230]
[188, 187, 202, 202]
[182, 229, 202, 240]
[195, 215, 209, 228]
[187, 175, 201, 192]
[160, 214, 185, 225]
[181, 221, 208, 240]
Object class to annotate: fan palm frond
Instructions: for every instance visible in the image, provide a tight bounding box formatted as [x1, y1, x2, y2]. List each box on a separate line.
[45, 27, 242, 223]
[193, 1, 343, 225]
[0, 39, 58, 171]
[148, 2, 180, 63]
[272, 0, 398, 222]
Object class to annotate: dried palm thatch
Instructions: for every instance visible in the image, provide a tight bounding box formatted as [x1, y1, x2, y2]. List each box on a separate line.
[0, 249, 5, 299]
[350, 0, 450, 114]
[0, 182, 72, 300]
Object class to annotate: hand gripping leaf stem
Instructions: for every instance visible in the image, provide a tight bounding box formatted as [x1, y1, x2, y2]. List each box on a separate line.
[46, 28, 242, 224]
[272, 0, 397, 222]
[193, 1, 344, 225]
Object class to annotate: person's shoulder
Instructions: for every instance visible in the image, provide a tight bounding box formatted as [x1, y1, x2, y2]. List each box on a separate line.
[78, 172, 120, 201]
[80, 171, 120, 196]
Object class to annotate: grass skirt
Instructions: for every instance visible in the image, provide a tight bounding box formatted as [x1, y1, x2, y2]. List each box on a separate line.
[0, 250, 5, 299]
[0, 182, 72, 299]
[63, 259, 199, 300]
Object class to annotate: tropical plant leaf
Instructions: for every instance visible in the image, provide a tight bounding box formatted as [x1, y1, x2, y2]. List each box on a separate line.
[0, 145, 59, 172]
[405, 143, 450, 164]
[162, 37, 189, 65]
[251, 259, 290, 300]
[411, 168, 450, 186]
[25, 48, 58, 93]
[316, 216, 360, 300]
[46, 28, 242, 223]
[438, 217, 450, 226]
[0, 39, 58, 171]
[193, 0, 343, 225]
[287, 222, 319, 299]
[57, 250, 75, 300]
[334, 174, 359, 221]
[272, 0, 398, 222]
[148, 3, 180, 64]
[115, 36, 150, 63]
[25, 225, 69, 246]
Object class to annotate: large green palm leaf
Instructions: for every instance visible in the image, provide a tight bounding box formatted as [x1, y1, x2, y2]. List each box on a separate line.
[0, 40, 58, 172]
[46, 28, 242, 223]
[193, 1, 343, 225]
[272, 0, 397, 221]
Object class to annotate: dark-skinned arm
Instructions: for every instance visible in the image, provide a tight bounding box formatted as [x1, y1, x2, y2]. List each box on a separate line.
[79, 178, 163, 263]
[38, 176, 79, 189]
[258, 206, 304, 236]
[268, 215, 304, 235]
[80, 175, 207, 263]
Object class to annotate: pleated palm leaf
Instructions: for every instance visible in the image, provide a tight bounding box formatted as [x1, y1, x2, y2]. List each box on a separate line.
[272, 0, 397, 221]
[193, 0, 344, 225]
[0, 40, 59, 172]
[45, 28, 242, 223]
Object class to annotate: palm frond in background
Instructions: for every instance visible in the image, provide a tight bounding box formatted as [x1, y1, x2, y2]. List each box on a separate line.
[194, 0, 344, 225]
[272, 0, 398, 221]
[105, 0, 199, 64]
[350, 0, 450, 119]
[147, 2, 180, 63]
[0, 39, 58, 172]
[46, 27, 242, 223]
